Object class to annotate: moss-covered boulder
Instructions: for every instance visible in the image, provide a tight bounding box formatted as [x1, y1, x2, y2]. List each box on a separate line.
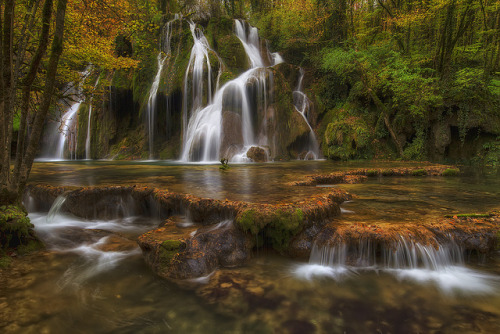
[236, 208, 305, 252]
[0, 205, 43, 258]
[324, 109, 373, 160]
[138, 219, 253, 280]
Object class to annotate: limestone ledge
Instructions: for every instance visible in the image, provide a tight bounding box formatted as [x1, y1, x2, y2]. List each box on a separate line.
[24, 184, 350, 279]
[23, 179, 499, 280]
[291, 165, 460, 186]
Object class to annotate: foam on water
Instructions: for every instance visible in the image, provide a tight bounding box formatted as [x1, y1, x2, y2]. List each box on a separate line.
[292, 240, 500, 295]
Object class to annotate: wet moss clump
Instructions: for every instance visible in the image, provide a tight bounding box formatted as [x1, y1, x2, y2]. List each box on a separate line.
[236, 208, 305, 252]
[411, 169, 428, 176]
[441, 168, 460, 176]
[0, 205, 43, 255]
[266, 209, 304, 252]
[366, 170, 379, 177]
[159, 240, 184, 264]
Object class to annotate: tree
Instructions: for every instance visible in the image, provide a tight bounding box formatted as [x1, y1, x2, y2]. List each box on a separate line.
[0, 0, 68, 205]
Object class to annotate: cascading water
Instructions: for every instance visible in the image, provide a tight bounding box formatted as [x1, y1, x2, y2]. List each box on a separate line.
[179, 21, 218, 162]
[49, 69, 91, 160]
[146, 15, 180, 159]
[293, 68, 319, 160]
[54, 102, 81, 160]
[85, 77, 100, 160]
[293, 238, 498, 295]
[180, 20, 282, 162]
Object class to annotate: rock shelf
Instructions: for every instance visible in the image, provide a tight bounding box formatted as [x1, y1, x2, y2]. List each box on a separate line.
[24, 164, 499, 281]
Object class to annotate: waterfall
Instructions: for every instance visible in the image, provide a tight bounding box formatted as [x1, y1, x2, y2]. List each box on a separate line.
[179, 21, 217, 162]
[293, 238, 498, 294]
[85, 77, 100, 160]
[146, 15, 180, 159]
[54, 102, 81, 160]
[293, 68, 319, 160]
[180, 20, 282, 162]
[51, 69, 91, 160]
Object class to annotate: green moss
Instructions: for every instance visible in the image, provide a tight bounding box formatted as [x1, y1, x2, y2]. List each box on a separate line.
[1, 205, 43, 254]
[219, 71, 236, 86]
[266, 209, 304, 252]
[17, 240, 44, 255]
[366, 170, 379, 177]
[236, 208, 305, 252]
[236, 209, 263, 235]
[411, 169, 428, 176]
[441, 168, 460, 176]
[159, 240, 183, 265]
[324, 108, 373, 160]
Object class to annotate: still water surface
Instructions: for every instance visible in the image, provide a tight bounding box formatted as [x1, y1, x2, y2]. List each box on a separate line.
[1, 161, 499, 333]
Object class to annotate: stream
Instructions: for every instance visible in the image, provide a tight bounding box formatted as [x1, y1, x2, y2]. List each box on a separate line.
[1, 161, 499, 333]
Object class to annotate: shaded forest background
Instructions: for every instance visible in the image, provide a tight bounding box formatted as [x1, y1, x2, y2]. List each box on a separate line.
[2, 0, 500, 200]
[245, 0, 500, 164]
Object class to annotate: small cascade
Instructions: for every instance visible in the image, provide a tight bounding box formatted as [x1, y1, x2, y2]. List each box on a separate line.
[293, 68, 319, 160]
[293, 238, 498, 294]
[147, 15, 180, 159]
[47, 195, 67, 222]
[85, 77, 100, 160]
[181, 20, 281, 162]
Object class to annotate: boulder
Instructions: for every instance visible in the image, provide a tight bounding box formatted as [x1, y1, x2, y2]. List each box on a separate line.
[138, 219, 253, 280]
[246, 146, 268, 162]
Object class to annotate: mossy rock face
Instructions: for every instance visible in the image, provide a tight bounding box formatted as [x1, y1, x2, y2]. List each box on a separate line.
[411, 169, 428, 176]
[0, 205, 43, 254]
[268, 67, 311, 159]
[205, 16, 248, 72]
[324, 110, 373, 160]
[159, 239, 184, 265]
[441, 168, 460, 176]
[236, 208, 305, 252]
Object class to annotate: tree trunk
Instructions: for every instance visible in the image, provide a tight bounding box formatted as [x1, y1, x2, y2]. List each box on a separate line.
[12, 0, 53, 188]
[18, 0, 68, 199]
[1, 0, 14, 191]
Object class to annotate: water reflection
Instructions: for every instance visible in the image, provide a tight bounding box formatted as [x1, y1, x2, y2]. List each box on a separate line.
[1, 161, 498, 333]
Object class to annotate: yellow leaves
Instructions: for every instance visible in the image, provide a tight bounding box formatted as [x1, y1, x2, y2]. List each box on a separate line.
[271, 0, 330, 45]
[61, 0, 148, 71]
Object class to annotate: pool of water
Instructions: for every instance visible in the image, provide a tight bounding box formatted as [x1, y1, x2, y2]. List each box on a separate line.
[1, 161, 499, 333]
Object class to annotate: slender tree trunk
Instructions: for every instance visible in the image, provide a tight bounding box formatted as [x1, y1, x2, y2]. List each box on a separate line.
[1, 0, 14, 195]
[12, 0, 53, 188]
[18, 0, 68, 199]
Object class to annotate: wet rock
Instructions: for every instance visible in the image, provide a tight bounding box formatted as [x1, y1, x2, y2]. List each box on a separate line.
[0, 205, 43, 255]
[246, 146, 268, 162]
[220, 110, 243, 158]
[196, 270, 284, 317]
[138, 220, 253, 280]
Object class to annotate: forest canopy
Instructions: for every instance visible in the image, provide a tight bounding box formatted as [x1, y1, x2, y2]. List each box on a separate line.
[1, 0, 499, 205]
